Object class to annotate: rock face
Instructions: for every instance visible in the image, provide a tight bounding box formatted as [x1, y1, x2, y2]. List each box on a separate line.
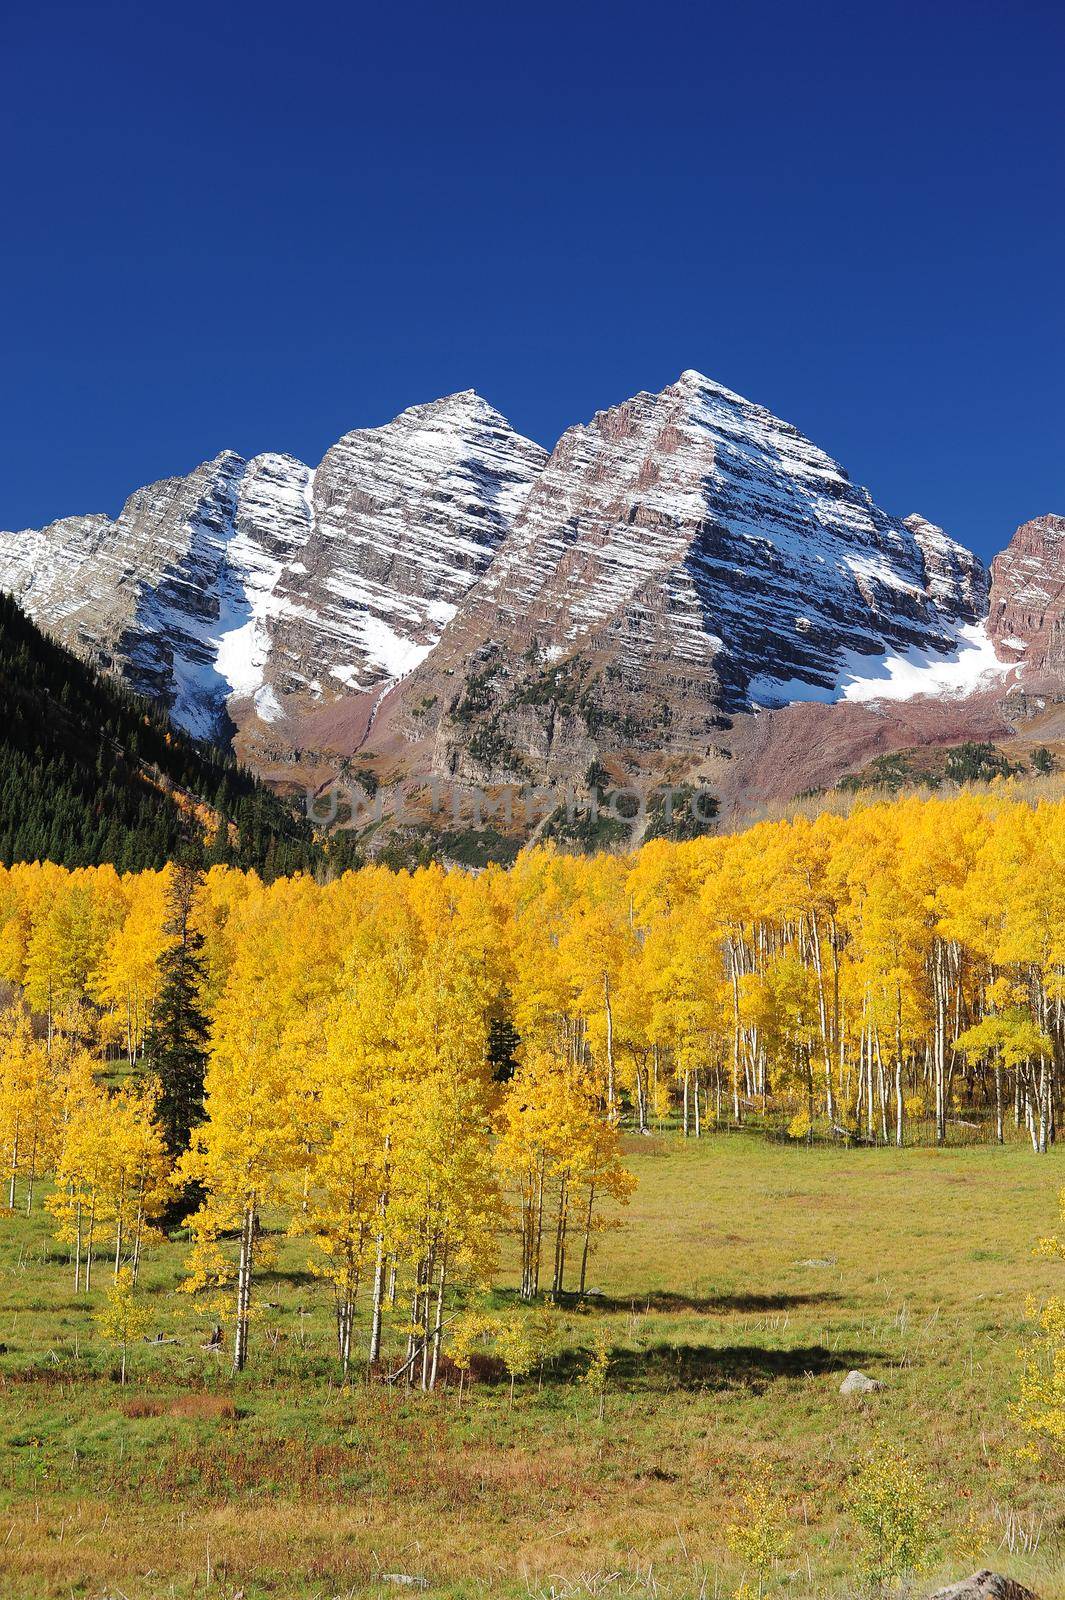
[0, 394, 546, 742]
[928, 1571, 1040, 1600]
[987, 514, 1065, 685]
[388, 372, 999, 782]
[267, 394, 547, 705]
[905, 514, 989, 620]
[2, 370, 1059, 813]
[0, 452, 251, 739]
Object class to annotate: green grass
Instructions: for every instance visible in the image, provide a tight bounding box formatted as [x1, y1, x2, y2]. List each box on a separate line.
[0, 1133, 1062, 1598]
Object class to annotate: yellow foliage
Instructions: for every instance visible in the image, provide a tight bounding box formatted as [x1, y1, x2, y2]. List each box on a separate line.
[724, 1464, 793, 1581]
[849, 1442, 935, 1585]
[1, 787, 1064, 1376]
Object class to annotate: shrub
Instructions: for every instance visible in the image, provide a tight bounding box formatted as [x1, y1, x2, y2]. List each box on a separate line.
[849, 1443, 935, 1588]
[724, 1465, 793, 1591]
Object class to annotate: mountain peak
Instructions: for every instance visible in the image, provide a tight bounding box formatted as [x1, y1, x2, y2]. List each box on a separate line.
[392, 389, 509, 428]
[670, 368, 754, 408]
[382, 369, 1003, 793]
[3, 372, 1049, 820]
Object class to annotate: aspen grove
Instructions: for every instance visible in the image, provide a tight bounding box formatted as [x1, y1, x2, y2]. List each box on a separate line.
[1, 791, 1063, 1380]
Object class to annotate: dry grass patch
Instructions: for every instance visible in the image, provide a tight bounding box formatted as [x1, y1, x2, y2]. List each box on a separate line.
[0, 1132, 1061, 1598]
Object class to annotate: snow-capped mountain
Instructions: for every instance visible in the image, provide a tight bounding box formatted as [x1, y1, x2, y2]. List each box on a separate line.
[1, 370, 1057, 811]
[388, 371, 1006, 781]
[0, 393, 546, 741]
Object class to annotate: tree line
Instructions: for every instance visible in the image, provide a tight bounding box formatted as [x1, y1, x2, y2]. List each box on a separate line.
[0, 590, 359, 877]
[0, 789, 1062, 1377]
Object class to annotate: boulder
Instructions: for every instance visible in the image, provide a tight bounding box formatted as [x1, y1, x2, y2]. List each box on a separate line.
[839, 1369, 883, 1395]
[928, 1572, 1040, 1600]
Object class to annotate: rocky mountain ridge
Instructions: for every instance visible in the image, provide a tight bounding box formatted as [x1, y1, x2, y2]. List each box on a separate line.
[987, 515, 1065, 686]
[1, 372, 1059, 824]
[382, 371, 1007, 789]
[0, 393, 546, 745]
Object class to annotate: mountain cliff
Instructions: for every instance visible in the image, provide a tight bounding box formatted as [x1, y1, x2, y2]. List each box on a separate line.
[0, 394, 545, 751]
[380, 372, 1002, 785]
[987, 514, 1065, 686]
[2, 371, 1060, 833]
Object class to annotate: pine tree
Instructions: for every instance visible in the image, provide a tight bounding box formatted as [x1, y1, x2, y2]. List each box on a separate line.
[144, 862, 209, 1168]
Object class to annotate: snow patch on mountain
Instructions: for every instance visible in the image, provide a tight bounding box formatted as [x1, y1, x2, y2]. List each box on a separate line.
[359, 611, 439, 681]
[749, 620, 1014, 709]
[840, 620, 1014, 702]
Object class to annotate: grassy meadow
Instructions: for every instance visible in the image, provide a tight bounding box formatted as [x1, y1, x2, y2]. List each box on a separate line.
[0, 1132, 1062, 1599]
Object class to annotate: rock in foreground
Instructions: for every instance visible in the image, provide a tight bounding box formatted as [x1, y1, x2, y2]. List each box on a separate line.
[839, 1368, 884, 1395]
[928, 1572, 1040, 1600]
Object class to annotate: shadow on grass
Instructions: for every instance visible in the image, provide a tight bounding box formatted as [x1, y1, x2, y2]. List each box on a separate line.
[569, 1290, 843, 1314]
[552, 1340, 881, 1393]
[257, 1266, 320, 1291]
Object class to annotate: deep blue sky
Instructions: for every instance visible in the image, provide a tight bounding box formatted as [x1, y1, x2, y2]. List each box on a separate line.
[3, 0, 1062, 560]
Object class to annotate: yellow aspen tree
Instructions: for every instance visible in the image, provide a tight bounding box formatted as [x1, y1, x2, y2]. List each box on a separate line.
[89, 872, 168, 1065]
[95, 1266, 151, 1384]
[46, 1069, 114, 1293]
[178, 874, 336, 1371]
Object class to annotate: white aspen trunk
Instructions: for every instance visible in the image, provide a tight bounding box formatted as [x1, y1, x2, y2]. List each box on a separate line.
[74, 1198, 83, 1294]
[532, 1156, 545, 1297]
[874, 1032, 889, 1144]
[405, 1274, 421, 1378]
[369, 1227, 387, 1362]
[8, 1110, 19, 1210]
[519, 1176, 533, 1300]
[428, 1247, 447, 1391]
[895, 1057, 903, 1147]
[729, 939, 742, 1121]
[368, 1135, 392, 1360]
[113, 1176, 126, 1278]
[127, 1170, 146, 1286]
[84, 1190, 96, 1294]
[233, 1201, 255, 1373]
[604, 972, 615, 1111]
[934, 941, 948, 1145]
[810, 910, 835, 1124]
[339, 1274, 355, 1377]
[24, 1111, 39, 1216]
[524, 1173, 536, 1297]
[831, 918, 843, 1117]
[552, 1174, 569, 1297]
[420, 1234, 436, 1391]
[579, 1180, 596, 1294]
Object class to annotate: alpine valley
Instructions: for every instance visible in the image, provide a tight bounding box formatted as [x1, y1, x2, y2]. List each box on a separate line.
[2, 372, 1062, 851]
